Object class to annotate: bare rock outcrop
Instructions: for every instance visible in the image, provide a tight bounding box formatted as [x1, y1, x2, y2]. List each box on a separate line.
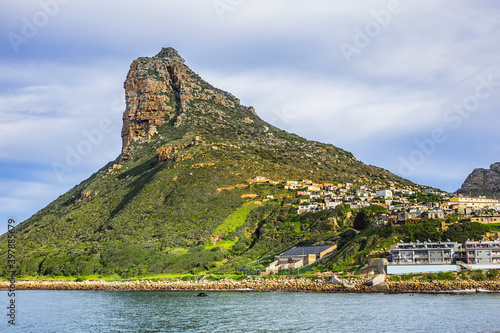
[330, 274, 342, 285]
[120, 47, 242, 160]
[366, 274, 385, 287]
[457, 162, 500, 196]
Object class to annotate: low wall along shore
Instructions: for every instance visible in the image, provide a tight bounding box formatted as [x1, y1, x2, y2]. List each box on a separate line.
[2, 277, 500, 293]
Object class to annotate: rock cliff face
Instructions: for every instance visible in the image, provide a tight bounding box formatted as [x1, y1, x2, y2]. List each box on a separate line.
[457, 162, 500, 196]
[121, 47, 240, 159]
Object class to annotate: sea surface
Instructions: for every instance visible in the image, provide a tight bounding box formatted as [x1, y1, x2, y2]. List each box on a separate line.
[1, 290, 499, 332]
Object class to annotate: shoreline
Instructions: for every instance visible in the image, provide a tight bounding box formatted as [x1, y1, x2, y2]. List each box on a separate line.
[2, 278, 500, 293]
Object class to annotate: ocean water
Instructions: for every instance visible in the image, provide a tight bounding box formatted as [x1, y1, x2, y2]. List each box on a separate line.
[1, 290, 499, 332]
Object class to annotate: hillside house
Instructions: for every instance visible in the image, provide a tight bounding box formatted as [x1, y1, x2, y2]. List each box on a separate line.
[253, 176, 267, 182]
[350, 203, 370, 209]
[424, 209, 445, 219]
[343, 195, 355, 202]
[396, 190, 413, 195]
[471, 215, 500, 224]
[308, 185, 321, 191]
[266, 245, 337, 273]
[376, 190, 393, 198]
[297, 204, 318, 214]
[397, 209, 422, 222]
[325, 200, 342, 209]
[375, 213, 390, 226]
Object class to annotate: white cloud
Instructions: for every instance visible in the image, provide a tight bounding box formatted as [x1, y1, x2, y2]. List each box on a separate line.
[0, 61, 124, 164]
[203, 69, 446, 143]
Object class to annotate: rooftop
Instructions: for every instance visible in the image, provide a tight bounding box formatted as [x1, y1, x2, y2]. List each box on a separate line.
[279, 245, 335, 258]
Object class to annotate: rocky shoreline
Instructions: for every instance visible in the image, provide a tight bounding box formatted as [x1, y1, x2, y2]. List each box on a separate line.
[1, 277, 499, 293]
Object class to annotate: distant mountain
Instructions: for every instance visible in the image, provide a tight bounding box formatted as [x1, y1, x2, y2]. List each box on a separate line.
[0, 48, 413, 278]
[457, 162, 500, 197]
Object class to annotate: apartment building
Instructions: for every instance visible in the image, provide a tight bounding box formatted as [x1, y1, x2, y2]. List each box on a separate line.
[391, 241, 461, 264]
[447, 196, 500, 210]
[464, 240, 500, 264]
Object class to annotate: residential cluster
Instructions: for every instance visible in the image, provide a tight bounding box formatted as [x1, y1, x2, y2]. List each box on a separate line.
[248, 176, 500, 270]
[249, 176, 500, 227]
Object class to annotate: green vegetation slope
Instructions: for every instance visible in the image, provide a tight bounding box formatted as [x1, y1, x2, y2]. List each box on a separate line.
[0, 48, 415, 278]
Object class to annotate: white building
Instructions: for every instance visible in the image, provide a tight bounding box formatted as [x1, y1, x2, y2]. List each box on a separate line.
[376, 190, 393, 198]
[325, 201, 342, 209]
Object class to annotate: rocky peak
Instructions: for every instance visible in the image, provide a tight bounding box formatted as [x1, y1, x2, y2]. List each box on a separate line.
[120, 47, 243, 159]
[457, 162, 500, 196]
[155, 47, 185, 63]
[490, 162, 500, 173]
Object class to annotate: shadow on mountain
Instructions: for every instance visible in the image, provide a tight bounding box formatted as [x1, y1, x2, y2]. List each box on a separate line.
[106, 157, 168, 222]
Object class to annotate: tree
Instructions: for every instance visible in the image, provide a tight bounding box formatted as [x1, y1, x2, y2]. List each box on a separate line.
[442, 222, 489, 243]
[353, 210, 371, 230]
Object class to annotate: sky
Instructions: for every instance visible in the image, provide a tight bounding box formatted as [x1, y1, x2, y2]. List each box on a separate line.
[1, 0, 500, 234]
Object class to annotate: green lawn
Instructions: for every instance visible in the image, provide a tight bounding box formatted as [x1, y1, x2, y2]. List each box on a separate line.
[211, 202, 260, 238]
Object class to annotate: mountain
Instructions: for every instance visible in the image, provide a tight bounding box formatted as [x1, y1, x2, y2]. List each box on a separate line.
[457, 162, 500, 197]
[0, 48, 413, 278]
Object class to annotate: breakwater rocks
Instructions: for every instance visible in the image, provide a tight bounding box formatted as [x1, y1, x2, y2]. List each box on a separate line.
[0, 278, 365, 293]
[0, 277, 500, 293]
[387, 280, 500, 292]
[1, 278, 499, 293]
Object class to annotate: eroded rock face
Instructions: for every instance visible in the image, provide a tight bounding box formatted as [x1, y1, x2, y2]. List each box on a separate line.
[155, 143, 192, 164]
[120, 47, 241, 159]
[457, 162, 500, 196]
[121, 48, 184, 153]
[156, 144, 178, 163]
